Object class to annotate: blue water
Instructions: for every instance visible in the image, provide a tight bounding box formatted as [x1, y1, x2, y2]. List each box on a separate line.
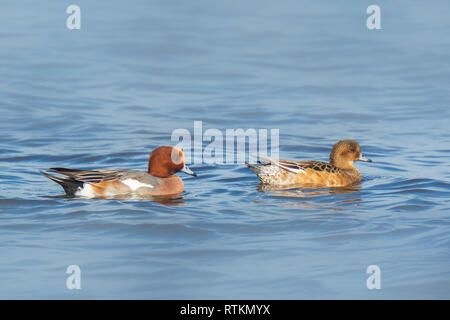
[1, 0, 449, 299]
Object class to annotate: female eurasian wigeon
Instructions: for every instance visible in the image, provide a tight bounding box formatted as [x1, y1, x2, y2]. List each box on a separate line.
[246, 140, 372, 187]
[42, 146, 196, 198]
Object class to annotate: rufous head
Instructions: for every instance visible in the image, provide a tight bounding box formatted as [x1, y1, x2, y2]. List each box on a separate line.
[148, 146, 196, 178]
[329, 140, 372, 169]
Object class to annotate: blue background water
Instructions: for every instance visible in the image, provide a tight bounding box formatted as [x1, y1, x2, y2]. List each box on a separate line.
[1, 0, 449, 299]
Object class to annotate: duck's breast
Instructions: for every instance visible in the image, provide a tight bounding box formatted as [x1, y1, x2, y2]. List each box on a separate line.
[148, 175, 184, 195]
[293, 169, 361, 187]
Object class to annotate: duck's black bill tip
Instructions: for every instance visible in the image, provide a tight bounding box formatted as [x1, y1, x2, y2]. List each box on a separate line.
[358, 155, 372, 163]
[181, 165, 197, 176]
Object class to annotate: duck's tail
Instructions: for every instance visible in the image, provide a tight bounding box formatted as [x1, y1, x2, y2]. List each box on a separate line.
[245, 162, 262, 174]
[41, 170, 84, 196]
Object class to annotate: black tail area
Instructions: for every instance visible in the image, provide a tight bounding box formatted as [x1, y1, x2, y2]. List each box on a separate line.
[41, 171, 84, 197]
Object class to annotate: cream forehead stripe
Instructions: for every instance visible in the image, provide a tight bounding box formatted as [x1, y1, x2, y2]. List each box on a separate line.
[171, 147, 184, 164]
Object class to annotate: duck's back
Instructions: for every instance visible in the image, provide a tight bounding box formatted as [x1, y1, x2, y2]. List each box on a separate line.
[251, 160, 361, 187]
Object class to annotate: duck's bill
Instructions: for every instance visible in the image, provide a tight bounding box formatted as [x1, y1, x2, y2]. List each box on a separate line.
[181, 165, 197, 176]
[358, 154, 372, 162]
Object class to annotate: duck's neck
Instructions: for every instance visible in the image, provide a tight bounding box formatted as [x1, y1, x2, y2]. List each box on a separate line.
[330, 159, 360, 175]
[148, 161, 170, 178]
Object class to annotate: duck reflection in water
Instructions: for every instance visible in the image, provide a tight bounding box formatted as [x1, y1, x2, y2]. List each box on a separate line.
[256, 183, 363, 208]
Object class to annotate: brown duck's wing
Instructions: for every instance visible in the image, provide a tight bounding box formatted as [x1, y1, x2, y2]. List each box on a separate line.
[254, 156, 306, 174]
[253, 156, 343, 175]
[291, 161, 342, 174]
[49, 168, 135, 184]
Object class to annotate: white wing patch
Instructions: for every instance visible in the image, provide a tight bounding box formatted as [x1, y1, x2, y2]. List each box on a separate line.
[75, 184, 96, 198]
[122, 179, 154, 191]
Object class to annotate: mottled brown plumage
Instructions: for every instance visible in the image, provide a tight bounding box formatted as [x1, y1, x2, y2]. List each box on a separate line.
[247, 140, 372, 188]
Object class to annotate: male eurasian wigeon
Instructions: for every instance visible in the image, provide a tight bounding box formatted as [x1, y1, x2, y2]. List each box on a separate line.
[42, 146, 196, 198]
[246, 140, 372, 187]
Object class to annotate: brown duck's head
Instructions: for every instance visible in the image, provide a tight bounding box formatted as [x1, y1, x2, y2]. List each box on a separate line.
[148, 146, 196, 178]
[329, 140, 372, 169]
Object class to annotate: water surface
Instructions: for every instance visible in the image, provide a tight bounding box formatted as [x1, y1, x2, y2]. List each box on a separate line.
[0, 0, 449, 299]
